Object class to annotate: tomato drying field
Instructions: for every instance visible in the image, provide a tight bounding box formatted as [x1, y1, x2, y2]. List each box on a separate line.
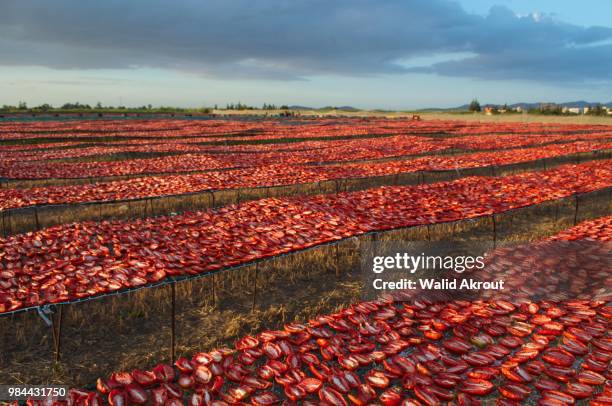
[0, 117, 610, 405]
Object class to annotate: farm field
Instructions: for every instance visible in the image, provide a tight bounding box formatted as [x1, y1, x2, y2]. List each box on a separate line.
[0, 117, 611, 405]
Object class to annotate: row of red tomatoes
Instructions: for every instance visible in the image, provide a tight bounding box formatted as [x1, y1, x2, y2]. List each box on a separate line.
[3, 129, 612, 180]
[1, 141, 610, 211]
[0, 161, 610, 314]
[0, 134, 454, 179]
[551, 215, 612, 242]
[2, 128, 610, 165]
[471, 215, 612, 303]
[13, 215, 612, 405]
[22, 296, 611, 405]
[0, 118, 434, 141]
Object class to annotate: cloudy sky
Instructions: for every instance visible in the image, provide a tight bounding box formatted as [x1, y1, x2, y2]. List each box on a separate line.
[1, 0, 611, 109]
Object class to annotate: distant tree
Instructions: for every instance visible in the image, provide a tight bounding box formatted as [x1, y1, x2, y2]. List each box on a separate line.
[61, 102, 91, 109]
[18, 101, 28, 110]
[35, 103, 52, 111]
[280, 105, 289, 110]
[95, 102, 103, 109]
[468, 99, 481, 112]
[230, 102, 253, 110]
[588, 104, 606, 116]
[538, 103, 563, 115]
[147, 104, 153, 110]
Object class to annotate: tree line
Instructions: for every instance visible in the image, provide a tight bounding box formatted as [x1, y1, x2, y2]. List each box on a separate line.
[1, 101, 292, 113]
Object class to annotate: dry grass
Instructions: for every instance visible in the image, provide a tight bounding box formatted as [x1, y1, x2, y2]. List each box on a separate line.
[0, 188, 609, 387]
[216, 109, 612, 125]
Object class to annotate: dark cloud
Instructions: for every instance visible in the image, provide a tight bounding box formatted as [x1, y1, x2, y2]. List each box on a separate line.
[0, 0, 611, 82]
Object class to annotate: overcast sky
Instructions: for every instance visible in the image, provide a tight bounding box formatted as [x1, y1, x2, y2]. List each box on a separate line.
[1, 0, 611, 109]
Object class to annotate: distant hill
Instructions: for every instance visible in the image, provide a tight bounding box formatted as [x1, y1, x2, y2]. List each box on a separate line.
[317, 106, 359, 111]
[336, 106, 359, 111]
[288, 105, 360, 111]
[431, 101, 612, 112]
[288, 105, 315, 110]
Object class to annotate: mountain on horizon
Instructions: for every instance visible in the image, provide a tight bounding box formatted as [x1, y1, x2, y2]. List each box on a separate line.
[290, 101, 611, 112]
[288, 105, 359, 111]
[435, 100, 612, 111]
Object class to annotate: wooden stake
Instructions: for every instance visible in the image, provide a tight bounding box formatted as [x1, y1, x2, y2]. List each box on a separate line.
[211, 274, 216, 307]
[492, 215, 497, 248]
[335, 245, 341, 278]
[170, 283, 176, 364]
[51, 306, 63, 363]
[1, 210, 6, 237]
[34, 207, 40, 230]
[573, 195, 579, 225]
[252, 264, 259, 312]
